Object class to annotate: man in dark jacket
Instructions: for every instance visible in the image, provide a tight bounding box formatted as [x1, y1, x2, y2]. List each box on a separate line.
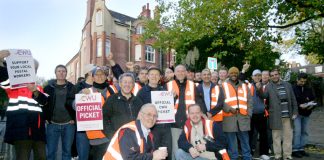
[176, 104, 229, 160]
[257, 69, 298, 160]
[33, 64, 76, 160]
[137, 67, 172, 159]
[102, 73, 143, 139]
[292, 73, 316, 158]
[103, 103, 168, 160]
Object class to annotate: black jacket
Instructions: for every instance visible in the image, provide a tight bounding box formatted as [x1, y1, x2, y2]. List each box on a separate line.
[196, 82, 224, 116]
[119, 120, 154, 160]
[34, 79, 76, 122]
[136, 84, 167, 104]
[292, 84, 316, 117]
[102, 92, 143, 139]
[172, 79, 202, 129]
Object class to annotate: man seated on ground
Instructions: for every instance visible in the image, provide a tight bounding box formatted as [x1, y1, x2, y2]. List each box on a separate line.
[103, 103, 168, 160]
[176, 104, 230, 160]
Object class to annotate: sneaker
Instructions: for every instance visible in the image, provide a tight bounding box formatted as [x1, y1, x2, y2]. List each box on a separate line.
[292, 151, 303, 158]
[260, 154, 270, 160]
[299, 150, 309, 157]
[285, 156, 293, 160]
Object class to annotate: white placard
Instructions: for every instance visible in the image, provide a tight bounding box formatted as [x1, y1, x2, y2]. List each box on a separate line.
[75, 93, 103, 131]
[207, 57, 217, 70]
[6, 49, 36, 89]
[151, 91, 175, 124]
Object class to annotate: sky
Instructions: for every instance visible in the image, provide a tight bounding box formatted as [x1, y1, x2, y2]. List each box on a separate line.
[0, 0, 157, 79]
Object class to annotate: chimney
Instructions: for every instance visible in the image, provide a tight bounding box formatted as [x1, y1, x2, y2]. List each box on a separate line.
[140, 3, 151, 19]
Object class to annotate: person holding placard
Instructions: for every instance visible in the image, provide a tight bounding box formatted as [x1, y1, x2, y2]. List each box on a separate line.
[137, 66, 172, 159]
[0, 49, 46, 160]
[292, 73, 316, 158]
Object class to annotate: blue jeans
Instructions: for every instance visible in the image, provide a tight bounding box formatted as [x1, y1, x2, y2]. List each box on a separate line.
[175, 149, 209, 160]
[293, 115, 309, 151]
[225, 131, 251, 160]
[46, 123, 75, 160]
[76, 131, 90, 160]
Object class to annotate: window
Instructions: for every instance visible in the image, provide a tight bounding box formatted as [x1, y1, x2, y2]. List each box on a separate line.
[105, 39, 110, 56]
[97, 38, 102, 57]
[135, 45, 142, 61]
[96, 10, 103, 26]
[145, 45, 155, 63]
[136, 26, 145, 34]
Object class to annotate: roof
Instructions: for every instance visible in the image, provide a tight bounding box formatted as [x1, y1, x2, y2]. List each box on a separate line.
[108, 10, 136, 24]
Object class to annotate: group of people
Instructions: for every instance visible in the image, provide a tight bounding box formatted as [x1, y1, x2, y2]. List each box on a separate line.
[0, 49, 316, 160]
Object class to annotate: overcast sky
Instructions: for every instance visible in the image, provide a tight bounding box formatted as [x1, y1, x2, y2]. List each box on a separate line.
[0, 0, 157, 79]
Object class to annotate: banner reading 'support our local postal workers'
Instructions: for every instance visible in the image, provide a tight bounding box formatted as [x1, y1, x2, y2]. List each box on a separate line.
[6, 49, 36, 89]
[151, 91, 175, 124]
[75, 93, 103, 131]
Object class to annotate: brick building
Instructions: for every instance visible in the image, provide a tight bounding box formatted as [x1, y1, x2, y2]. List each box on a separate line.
[66, 0, 174, 83]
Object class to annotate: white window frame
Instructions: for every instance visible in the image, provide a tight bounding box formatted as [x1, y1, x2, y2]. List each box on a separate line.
[105, 38, 111, 57]
[145, 45, 155, 63]
[96, 10, 103, 26]
[97, 38, 102, 57]
[136, 26, 144, 34]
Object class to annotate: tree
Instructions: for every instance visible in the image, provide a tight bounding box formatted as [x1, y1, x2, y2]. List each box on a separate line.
[143, 0, 280, 72]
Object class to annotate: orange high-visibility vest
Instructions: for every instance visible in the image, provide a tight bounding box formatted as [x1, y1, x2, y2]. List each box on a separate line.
[183, 119, 230, 160]
[210, 85, 223, 121]
[103, 121, 145, 160]
[184, 119, 214, 140]
[167, 80, 195, 114]
[248, 83, 255, 97]
[85, 87, 115, 141]
[222, 82, 248, 117]
[132, 82, 142, 96]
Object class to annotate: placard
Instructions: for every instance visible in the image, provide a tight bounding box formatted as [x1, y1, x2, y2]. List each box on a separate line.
[207, 57, 217, 70]
[6, 49, 36, 88]
[75, 93, 103, 131]
[151, 91, 175, 124]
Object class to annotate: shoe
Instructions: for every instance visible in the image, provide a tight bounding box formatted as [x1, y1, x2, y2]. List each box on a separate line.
[299, 150, 309, 157]
[285, 156, 293, 160]
[260, 154, 270, 160]
[274, 157, 282, 160]
[292, 151, 303, 158]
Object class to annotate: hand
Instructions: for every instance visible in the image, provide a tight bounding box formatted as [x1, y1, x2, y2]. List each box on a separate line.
[300, 104, 306, 108]
[107, 52, 113, 60]
[81, 88, 91, 94]
[201, 113, 208, 120]
[195, 144, 206, 152]
[27, 83, 37, 92]
[292, 114, 297, 120]
[126, 62, 134, 71]
[230, 108, 237, 114]
[189, 147, 200, 158]
[255, 82, 262, 89]
[207, 112, 212, 119]
[171, 90, 178, 97]
[0, 50, 10, 59]
[152, 149, 168, 160]
[242, 61, 250, 73]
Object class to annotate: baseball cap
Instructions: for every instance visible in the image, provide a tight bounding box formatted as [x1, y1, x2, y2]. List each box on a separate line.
[252, 69, 261, 76]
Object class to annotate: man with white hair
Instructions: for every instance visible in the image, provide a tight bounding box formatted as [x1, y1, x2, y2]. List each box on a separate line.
[103, 103, 168, 160]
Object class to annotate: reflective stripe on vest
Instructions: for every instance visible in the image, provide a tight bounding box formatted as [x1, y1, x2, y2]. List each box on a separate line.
[248, 83, 255, 96]
[184, 119, 214, 140]
[210, 85, 223, 121]
[167, 80, 195, 114]
[103, 121, 143, 160]
[85, 87, 110, 141]
[219, 149, 230, 160]
[110, 85, 118, 93]
[222, 82, 248, 116]
[132, 83, 142, 96]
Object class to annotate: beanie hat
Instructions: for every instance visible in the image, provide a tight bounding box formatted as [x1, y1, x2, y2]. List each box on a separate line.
[228, 67, 239, 75]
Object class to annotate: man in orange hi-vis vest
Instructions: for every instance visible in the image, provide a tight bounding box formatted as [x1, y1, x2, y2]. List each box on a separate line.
[103, 103, 168, 160]
[166, 64, 202, 159]
[176, 104, 230, 160]
[221, 67, 253, 160]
